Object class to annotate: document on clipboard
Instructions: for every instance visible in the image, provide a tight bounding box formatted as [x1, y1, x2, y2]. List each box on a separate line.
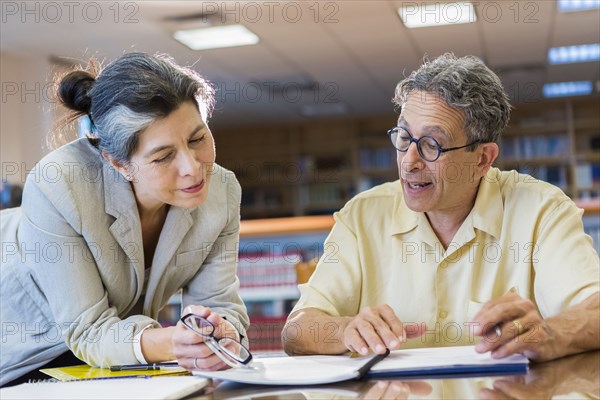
[367, 345, 529, 378]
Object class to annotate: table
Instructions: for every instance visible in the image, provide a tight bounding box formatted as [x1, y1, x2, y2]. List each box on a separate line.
[189, 350, 599, 399]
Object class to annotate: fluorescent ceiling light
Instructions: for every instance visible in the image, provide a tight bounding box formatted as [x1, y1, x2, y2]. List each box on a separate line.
[558, 0, 600, 12]
[549, 44, 600, 64]
[174, 24, 259, 50]
[543, 81, 593, 98]
[398, 2, 476, 28]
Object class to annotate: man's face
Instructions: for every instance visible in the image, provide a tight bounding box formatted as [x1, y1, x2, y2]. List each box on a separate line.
[397, 92, 483, 215]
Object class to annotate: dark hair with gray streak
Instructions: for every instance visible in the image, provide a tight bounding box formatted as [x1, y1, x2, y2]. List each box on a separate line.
[56, 52, 214, 164]
[393, 53, 511, 145]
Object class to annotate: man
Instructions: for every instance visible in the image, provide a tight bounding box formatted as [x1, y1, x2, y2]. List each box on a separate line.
[283, 54, 599, 361]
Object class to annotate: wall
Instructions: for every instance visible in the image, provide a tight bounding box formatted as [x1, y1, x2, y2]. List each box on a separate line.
[1, 52, 56, 185]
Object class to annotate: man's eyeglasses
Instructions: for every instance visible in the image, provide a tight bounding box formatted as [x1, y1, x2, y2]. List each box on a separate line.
[180, 313, 253, 369]
[387, 126, 481, 162]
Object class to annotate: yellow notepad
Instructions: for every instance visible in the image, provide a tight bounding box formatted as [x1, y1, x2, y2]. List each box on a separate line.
[40, 365, 190, 381]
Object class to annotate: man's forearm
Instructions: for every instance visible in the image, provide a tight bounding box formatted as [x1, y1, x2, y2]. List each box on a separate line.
[283, 308, 352, 355]
[547, 292, 600, 359]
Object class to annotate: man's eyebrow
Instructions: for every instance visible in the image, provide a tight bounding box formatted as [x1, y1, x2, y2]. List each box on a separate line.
[145, 125, 204, 158]
[398, 117, 449, 139]
[421, 126, 450, 139]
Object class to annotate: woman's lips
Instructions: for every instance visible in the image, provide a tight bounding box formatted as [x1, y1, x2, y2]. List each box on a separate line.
[181, 180, 205, 194]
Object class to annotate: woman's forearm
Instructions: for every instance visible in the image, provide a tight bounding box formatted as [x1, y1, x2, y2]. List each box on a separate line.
[140, 326, 176, 362]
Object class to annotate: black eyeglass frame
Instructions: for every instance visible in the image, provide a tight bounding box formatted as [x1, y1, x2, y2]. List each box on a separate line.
[387, 126, 481, 162]
[180, 313, 253, 368]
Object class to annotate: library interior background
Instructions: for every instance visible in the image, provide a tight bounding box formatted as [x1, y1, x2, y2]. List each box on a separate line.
[1, 1, 599, 351]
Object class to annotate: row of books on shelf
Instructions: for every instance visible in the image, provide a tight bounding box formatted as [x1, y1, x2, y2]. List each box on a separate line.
[238, 252, 301, 289]
[501, 134, 570, 160]
[247, 316, 287, 352]
[575, 163, 600, 189]
[518, 165, 568, 189]
[297, 155, 351, 175]
[359, 147, 396, 170]
[298, 183, 354, 205]
[241, 189, 283, 209]
[357, 177, 389, 193]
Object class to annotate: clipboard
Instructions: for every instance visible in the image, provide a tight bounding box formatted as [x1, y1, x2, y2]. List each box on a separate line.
[366, 346, 528, 378]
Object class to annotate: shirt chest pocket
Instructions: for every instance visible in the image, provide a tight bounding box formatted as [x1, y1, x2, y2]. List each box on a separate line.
[467, 286, 519, 321]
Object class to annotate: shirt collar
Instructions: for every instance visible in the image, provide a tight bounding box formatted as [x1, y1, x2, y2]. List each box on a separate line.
[471, 167, 504, 240]
[390, 184, 419, 236]
[389, 168, 504, 240]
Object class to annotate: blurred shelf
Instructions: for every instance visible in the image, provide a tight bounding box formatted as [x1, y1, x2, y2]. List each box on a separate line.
[240, 286, 300, 302]
[360, 168, 397, 177]
[575, 198, 600, 214]
[301, 201, 345, 212]
[240, 215, 334, 237]
[504, 121, 568, 136]
[499, 157, 570, 167]
[575, 152, 600, 163]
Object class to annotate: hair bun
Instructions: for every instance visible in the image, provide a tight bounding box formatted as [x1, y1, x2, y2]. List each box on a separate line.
[58, 70, 96, 113]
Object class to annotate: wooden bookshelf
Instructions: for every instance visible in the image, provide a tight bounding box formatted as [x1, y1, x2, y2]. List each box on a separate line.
[215, 98, 599, 219]
[497, 97, 600, 199]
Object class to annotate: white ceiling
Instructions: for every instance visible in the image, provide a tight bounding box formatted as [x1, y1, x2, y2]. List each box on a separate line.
[1, 0, 599, 129]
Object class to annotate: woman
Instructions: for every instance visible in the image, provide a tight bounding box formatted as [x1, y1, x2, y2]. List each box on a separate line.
[0, 52, 249, 386]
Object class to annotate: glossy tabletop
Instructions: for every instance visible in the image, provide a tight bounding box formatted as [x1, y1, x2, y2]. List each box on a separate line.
[188, 350, 599, 399]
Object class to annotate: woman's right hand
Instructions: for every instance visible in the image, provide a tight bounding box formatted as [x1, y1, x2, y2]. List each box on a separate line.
[172, 305, 234, 371]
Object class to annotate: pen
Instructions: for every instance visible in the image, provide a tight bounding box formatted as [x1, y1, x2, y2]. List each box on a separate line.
[109, 362, 179, 371]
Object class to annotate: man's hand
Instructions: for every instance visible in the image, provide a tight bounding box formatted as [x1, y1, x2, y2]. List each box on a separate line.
[283, 306, 425, 356]
[344, 304, 425, 355]
[472, 292, 560, 361]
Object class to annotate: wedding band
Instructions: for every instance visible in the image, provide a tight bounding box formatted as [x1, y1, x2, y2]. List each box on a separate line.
[193, 358, 199, 369]
[512, 319, 524, 335]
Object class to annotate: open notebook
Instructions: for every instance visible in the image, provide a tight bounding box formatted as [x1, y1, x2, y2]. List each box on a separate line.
[0, 376, 209, 400]
[193, 345, 528, 385]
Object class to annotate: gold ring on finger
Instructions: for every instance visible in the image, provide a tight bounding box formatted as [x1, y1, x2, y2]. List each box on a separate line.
[512, 319, 524, 335]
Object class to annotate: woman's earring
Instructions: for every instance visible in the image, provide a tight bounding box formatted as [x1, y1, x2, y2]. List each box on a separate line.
[125, 174, 132, 181]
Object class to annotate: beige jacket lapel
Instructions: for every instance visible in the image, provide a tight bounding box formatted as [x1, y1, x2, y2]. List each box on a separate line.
[102, 162, 145, 304]
[144, 206, 193, 317]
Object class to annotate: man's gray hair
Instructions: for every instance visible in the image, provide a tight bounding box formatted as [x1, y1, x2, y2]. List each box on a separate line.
[393, 53, 511, 144]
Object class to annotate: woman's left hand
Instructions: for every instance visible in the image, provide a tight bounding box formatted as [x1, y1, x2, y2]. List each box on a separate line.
[172, 305, 239, 371]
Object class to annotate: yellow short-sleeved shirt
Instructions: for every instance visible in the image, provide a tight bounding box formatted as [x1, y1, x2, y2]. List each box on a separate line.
[292, 168, 599, 347]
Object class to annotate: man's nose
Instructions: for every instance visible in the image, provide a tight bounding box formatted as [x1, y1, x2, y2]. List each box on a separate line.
[401, 142, 424, 173]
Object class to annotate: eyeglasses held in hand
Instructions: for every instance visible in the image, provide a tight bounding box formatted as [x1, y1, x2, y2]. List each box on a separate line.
[180, 313, 253, 369]
[387, 126, 481, 162]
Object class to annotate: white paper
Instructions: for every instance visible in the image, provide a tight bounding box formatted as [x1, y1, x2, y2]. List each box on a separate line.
[370, 345, 528, 374]
[194, 346, 528, 386]
[193, 354, 374, 385]
[0, 376, 209, 400]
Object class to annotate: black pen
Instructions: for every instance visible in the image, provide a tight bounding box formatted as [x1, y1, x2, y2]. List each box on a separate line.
[109, 362, 179, 371]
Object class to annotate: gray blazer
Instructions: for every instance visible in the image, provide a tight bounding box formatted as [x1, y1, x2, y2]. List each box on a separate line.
[0, 139, 249, 385]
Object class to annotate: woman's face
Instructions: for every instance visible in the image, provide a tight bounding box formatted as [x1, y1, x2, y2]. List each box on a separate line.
[125, 101, 216, 211]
